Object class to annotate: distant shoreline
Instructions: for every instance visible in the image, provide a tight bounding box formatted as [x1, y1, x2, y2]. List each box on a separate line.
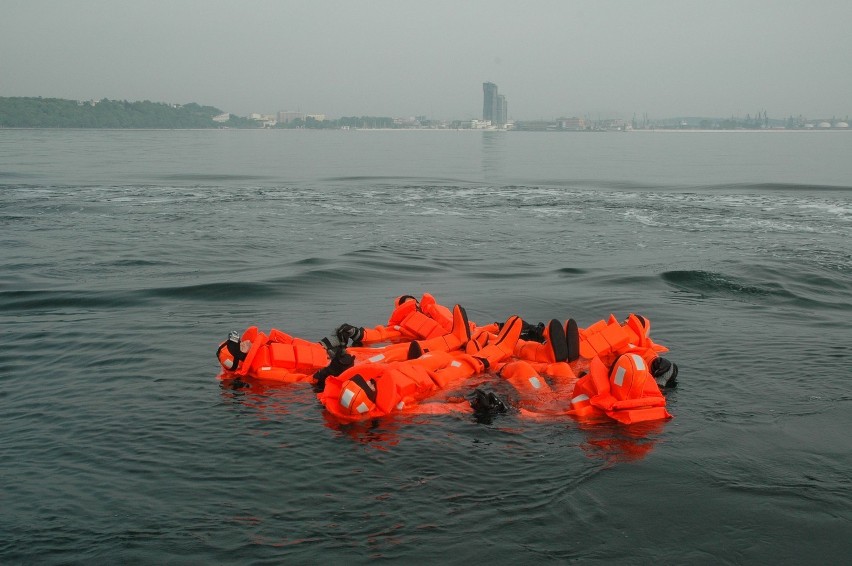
[1, 126, 850, 133]
[3, 97, 847, 132]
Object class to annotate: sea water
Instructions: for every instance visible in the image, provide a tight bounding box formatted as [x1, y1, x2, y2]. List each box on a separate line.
[1, 129, 850, 564]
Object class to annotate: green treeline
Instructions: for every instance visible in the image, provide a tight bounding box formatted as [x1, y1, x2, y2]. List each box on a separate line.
[0, 97, 402, 129]
[0, 97, 257, 128]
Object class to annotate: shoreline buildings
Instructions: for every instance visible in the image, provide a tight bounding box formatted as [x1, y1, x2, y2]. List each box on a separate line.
[482, 82, 508, 127]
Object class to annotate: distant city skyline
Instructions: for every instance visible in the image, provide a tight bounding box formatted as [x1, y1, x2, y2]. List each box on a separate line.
[2, 1, 851, 121]
[1, 94, 848, 131]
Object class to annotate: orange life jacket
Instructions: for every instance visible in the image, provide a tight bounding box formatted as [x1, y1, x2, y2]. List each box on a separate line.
[360, 324, 405, 343]
[318, 317, 523, 422]
[319, 362, 441, 421]
[500, 360, 553, 394]
[387, 295, 418, 325]
[218, 326, 328, 384]
[578, 314, 668, 365]
[418, 293, 454, 331]
[349, 303, 472, 365]
[568, 354, 671, 424]
[384, 293, 454, 340]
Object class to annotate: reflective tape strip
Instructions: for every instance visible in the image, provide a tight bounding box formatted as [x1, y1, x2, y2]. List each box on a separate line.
[340, 388, 354, 408]
[528, 376, 542, 389]
[369, 354, 385, 363]
[356, 402, 370, 414]
[261, 367, 271, 371]
[396, 401, 405, 410]
[572, 394, 590, 405]
[450, 360, 462, 368]
[631, 354, 645, 371]
[614, 367, 626, 387]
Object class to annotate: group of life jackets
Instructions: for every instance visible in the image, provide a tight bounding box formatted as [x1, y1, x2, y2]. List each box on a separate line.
[215, 293, 679, 426]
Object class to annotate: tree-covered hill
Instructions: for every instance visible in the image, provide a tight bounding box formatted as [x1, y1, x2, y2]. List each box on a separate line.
[0, 97, 258, 128]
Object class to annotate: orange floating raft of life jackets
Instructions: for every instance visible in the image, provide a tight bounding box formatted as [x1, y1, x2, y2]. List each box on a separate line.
[215, 295, 678, 425]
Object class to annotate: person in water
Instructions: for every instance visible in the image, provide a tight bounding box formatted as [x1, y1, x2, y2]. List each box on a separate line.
[479, 312, 679, 423]
[215, 294, 479, 385]
[326, 294, 582, 374]
[483, 351, 678, 424]
[317, 310, 525, 421]
[216, 326, 331, 384]
[317, 311, 678, 425]
[216, 294, 679, 424]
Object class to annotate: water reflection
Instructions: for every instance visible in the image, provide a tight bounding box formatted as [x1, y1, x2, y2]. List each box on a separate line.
[481, 130, 507, 182]
[219, 375, 668, 462]
[218, 377, 315, 421]
[576, 419, 665, 464]
[321, 412, 404, 450]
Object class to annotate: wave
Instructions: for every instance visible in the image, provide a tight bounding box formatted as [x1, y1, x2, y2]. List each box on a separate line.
[340, 248, 447, 275]
[662, 270, 781, 297]
[0, 280, 284, 312]
[0, 289, 138, 311]
[660, 269, 851, 310]
[154, 174, 272, 182]
[321, 175, 472, 184]
[0, 171, 35, 179]
[554, 267, 589, 276]
[697, 182, 852, 192]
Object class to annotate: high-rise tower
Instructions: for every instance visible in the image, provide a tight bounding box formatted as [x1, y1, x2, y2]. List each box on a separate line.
[483, 82, 498, 124]
[497, 94, 507, 126]
[483, 82, 507, 126]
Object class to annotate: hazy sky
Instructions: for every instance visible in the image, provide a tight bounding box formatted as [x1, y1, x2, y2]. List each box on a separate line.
[2, 0, 850, 120]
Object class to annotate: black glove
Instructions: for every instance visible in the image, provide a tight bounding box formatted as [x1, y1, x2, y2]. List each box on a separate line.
[651, 357, 679, 389]
[520, 321, 545, 342]
[335, 323, 365, 346]
[329, 348, 354, 374]
[313, 346, 355, 390]
[468, 388, 507, 414]
[320, 334, 343, 353]
[320, 323, 360, 352]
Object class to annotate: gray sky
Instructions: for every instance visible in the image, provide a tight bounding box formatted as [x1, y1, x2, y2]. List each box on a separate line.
[2, 0, 850, 121]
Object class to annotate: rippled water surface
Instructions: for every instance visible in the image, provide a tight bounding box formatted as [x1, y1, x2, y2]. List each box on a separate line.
[2, 130, 850, 564]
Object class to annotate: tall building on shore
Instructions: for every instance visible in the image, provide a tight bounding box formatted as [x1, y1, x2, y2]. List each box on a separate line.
[483, 82, 507, 126]
[497, 94, 507, 126]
